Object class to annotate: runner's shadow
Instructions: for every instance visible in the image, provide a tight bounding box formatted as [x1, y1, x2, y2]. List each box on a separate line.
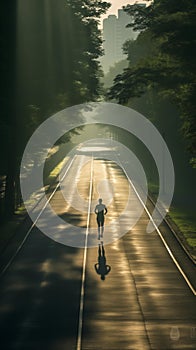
[94, 242, 111, 281]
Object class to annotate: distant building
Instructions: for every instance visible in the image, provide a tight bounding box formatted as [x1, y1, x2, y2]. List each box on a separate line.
[101, 6, 145, 73]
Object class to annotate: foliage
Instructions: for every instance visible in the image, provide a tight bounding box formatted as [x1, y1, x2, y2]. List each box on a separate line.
[0, 0, 110, 219]
[102, 59, 128, 89]
[108, 0, 196, 166]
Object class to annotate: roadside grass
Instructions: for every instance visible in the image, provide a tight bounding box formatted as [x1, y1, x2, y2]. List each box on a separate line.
[148, 182, 196, 258]
[0, 156, 68, 252]
[44, 157, 68, 186]
[169, 208, 196, 249]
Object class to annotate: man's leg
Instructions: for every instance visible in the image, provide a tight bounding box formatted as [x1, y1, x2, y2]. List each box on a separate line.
[97, 219, 101, 239]
[100, 219, 104, 237]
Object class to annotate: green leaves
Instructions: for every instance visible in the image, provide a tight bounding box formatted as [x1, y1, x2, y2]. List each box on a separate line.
[0, 0, 111, 218]
[66, 0, 111, 23]
[108, 0, 196, 166]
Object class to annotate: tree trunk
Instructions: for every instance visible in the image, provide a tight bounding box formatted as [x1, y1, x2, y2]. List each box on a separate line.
[2, 1, 17, 219]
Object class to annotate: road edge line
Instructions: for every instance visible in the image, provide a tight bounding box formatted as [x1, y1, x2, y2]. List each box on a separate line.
[0, 156, 76, 278]
[117, 158, 196, 296]
[130, 176, 196, 296]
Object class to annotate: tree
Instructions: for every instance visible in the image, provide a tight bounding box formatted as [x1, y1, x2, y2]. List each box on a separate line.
[0, 0, 111, 220]
[0, 1, 17, 219]
[108, 0, 196, 166]
[102, 59, 128, 89]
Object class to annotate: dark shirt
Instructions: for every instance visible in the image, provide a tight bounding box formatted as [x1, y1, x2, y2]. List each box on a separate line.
[95, 203, 107, 219]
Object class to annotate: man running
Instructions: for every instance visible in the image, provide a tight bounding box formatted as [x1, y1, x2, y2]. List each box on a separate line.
[94, 198, 107, 239]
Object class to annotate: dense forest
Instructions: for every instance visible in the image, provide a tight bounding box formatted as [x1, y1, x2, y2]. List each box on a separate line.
[0, 0, 110, 221]
[108, 0, 196, 168]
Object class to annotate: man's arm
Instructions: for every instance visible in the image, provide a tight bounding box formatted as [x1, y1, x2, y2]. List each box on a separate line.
[104, 206, 107, 215]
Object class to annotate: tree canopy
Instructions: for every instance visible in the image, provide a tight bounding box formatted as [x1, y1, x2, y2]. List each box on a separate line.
[108, 0, 196, 166]
[0, 0, 111, 219]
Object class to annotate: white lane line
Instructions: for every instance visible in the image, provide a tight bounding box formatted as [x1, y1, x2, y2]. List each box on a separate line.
[76, 156, 93, 350]
[114, 154, 196, 296]
[126, 170, 196, 295]
[0, 156, 76, 277]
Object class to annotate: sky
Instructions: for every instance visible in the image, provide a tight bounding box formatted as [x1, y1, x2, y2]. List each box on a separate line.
[100, 0, 147, 25]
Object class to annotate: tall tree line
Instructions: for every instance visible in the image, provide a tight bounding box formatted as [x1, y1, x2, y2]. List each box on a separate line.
[0, 0, 110, 221]
[108, 0, 196, 167]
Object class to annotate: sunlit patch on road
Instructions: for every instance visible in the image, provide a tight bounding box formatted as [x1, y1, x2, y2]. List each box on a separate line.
[20, 102, 175, 247]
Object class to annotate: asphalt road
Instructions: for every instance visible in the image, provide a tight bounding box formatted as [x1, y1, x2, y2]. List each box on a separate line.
[0, 140, 195, 350]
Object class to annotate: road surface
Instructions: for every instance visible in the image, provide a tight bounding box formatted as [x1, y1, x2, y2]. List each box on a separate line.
[0, 140, 195, 350]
